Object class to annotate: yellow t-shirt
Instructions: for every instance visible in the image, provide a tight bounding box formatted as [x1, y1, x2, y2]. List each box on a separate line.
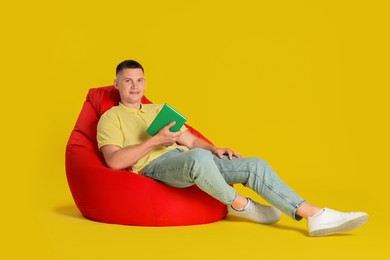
[97, 103, 189, 173]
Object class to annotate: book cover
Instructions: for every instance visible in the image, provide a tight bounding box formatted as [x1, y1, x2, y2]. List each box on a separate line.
[146, 103, 187, 136]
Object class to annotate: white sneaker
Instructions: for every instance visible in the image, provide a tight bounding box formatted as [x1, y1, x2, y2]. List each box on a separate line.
[308, 208, 368, 237]
[228, 198, 282, 224]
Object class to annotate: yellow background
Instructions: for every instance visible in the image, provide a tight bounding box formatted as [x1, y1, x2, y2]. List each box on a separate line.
[1, 0, 389, 259]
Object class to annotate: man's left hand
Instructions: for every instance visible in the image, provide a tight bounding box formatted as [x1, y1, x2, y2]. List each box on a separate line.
[213, 147, 241, 160]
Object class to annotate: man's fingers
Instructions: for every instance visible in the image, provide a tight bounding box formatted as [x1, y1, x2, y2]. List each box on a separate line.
[214, 148, 241, 160]
[173, 131, 182, 138]
[165, 121, 176, 128]
[233, 152, 241, 158]
[227, 150, 233, 160]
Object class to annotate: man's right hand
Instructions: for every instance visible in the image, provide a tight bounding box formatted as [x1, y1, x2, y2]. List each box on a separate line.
[154, 121, 182, 147]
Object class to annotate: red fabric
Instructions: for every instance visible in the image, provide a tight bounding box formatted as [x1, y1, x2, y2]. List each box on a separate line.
[65, 86, 227, 226]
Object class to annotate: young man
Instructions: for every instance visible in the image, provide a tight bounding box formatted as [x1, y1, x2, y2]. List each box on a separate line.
[97, 60, 368, 236]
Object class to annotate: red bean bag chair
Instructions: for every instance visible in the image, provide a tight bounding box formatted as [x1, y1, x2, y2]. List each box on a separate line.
[65, 86, 227, 226]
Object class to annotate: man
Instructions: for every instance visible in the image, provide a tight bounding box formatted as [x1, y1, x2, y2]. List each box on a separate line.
[97, 60, 368, 236]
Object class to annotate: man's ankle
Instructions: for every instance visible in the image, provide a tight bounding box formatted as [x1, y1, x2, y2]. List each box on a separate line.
[296, 202, 322, 219]
[231, 196, 248, 211]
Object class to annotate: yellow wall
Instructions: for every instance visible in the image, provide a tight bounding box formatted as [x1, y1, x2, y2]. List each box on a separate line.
[1, 0, 389, 259]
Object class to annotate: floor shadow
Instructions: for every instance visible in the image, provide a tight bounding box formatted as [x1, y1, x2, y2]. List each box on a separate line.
[54, 204, 85, 220]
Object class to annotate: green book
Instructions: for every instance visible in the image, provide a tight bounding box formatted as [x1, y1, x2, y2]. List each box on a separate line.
[146, 103, 187, 136]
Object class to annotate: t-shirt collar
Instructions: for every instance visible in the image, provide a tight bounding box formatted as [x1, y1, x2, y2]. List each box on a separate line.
[118, 102, 146, 113]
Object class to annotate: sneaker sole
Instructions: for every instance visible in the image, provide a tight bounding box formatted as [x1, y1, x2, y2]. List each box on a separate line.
[309, 215, 368, 237]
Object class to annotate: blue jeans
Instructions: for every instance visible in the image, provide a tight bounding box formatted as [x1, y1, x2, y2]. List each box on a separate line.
[143, 148, 305, 220]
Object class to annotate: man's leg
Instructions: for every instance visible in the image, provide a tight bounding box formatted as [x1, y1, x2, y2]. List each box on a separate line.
[143, 148, 281, 224]
[212, 155, 305, 220]
[212, 154, 368, 236]
[143, 148, 237, 205]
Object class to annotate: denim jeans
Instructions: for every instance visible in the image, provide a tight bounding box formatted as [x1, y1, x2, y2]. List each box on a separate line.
[143, 148, 305, 220]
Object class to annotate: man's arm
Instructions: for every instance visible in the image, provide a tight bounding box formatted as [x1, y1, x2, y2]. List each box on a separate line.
[177, 130, 241, 160]
[101, 121, 182, 170]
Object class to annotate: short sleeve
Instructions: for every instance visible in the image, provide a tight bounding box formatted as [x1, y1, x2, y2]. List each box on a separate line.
[97, 109, 124, 149]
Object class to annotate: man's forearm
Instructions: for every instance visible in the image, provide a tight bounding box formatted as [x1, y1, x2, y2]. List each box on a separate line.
[104, 138, 160, 170]
[104, 127, 181, 170]
[191, 137, 217, 153]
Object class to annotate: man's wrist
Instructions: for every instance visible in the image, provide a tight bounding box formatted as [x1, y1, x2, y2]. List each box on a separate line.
[146, 135, 161, 148]
[210, 146, 218, 154]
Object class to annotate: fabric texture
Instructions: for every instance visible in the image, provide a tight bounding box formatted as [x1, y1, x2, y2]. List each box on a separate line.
[65, 86, 227, 226]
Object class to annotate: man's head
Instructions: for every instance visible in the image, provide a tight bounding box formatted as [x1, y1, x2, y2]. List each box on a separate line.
[114, 60, 146, 109]
[115, 60, 144, 77]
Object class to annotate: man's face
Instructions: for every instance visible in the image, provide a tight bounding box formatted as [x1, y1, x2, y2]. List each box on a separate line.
[114, 68, 145, 108]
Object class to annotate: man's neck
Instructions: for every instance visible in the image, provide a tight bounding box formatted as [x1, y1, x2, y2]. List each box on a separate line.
[120, 101, 142, 110]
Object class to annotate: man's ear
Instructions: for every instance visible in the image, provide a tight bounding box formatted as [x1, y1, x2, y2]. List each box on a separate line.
[113, 79, 118, 89]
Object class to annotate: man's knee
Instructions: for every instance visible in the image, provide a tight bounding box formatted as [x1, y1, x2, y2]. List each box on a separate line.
[187, 148, 213, 161]
[184, 149, 214, 179]
[248, 157, 270, 173]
